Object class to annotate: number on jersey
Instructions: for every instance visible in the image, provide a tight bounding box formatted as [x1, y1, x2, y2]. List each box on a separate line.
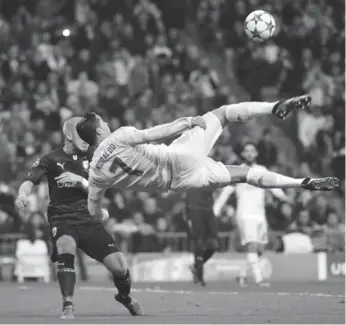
[109, 157, 143, 176]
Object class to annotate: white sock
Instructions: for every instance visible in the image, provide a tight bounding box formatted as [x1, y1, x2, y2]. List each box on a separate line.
[247, 167, 304, 188]
[247, 252, 263, 284]
[224, 102, 277, 122]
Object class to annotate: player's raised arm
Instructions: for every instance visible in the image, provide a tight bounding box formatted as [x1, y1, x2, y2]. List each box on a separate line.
[126, 116, 207, 145]
[213, 186, 235, 217]
[269, 188, 292, 204]
[87, 176, 109, 222]
[76, 112, 206, 147]
[16, 157, 48, 210]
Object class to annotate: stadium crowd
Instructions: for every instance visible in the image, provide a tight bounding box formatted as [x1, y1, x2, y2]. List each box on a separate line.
[0, 0, 344, 254]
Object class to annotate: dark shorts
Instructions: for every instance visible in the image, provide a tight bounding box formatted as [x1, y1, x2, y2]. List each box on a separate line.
[50, 220, 119, 262]
[186, 208, 219, 248]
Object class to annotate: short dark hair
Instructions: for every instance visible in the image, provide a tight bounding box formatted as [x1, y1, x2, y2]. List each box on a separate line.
[76, 112, 100, 146]
[242, 140, 257, 150]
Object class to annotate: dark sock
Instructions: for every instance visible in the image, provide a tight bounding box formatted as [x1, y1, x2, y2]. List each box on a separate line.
[113, 269, 131, 297]
[194, 244, 204, 280]
[57, 254, 76, 301]
[203, 248, 215, 264]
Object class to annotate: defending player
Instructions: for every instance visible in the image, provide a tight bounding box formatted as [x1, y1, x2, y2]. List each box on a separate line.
[185, 190, 218, 286]
[75, 95, 339, 220]
[213, 142, 291, 286]
[15, 117, 143, 319]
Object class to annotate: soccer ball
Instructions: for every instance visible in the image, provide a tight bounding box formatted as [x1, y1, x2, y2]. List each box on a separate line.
[244, 10, 275, 42]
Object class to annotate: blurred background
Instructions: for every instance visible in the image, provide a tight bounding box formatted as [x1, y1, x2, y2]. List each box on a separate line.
[0, 0, 344, 280]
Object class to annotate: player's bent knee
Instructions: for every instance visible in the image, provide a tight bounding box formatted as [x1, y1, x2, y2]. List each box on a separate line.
[56, 235, 77, 255]
[103, 252, 128, 276]
[214, 103, 252, 124]
[226, 166, 250, 184]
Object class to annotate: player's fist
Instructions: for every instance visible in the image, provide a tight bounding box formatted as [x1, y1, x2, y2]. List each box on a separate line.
[15, 194, 29, 211]
[191, 116, 206, 129]
[55, 172, 83, 186]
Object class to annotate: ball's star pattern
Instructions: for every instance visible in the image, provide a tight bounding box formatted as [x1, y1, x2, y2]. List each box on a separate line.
[245, 11, 275, 40]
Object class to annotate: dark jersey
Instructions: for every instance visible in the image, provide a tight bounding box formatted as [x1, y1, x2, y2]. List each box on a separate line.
[186, 190, 214, 212]
[26, 147, 93, 225]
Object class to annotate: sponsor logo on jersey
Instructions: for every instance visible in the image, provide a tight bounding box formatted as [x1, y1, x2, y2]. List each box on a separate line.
[96, 143, 116, 169]
[57, 162, 65, 170]
[83, 160, 89, 170]
[57, 181, 75, 188]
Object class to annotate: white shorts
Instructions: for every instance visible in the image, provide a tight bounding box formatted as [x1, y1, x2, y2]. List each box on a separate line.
[169, 112, 231, 191]
[237, 217, 268, 246]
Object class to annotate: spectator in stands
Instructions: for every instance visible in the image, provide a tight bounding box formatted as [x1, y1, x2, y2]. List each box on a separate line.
[325, 210, 345, 252]
[257, 129, 278, 168]
[30, 49, 51, 82]
[67, 71, 98, 110]
[72, 49, 94, 79]
[131, 212, 158, 253]
[189, 58, 219, 113]
[288, 209, 313, 236]
[331, 132, 345, 182]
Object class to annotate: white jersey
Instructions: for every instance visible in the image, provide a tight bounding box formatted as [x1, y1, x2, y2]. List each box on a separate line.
[235, 164, 267, 221]
[89, 127, 173, 192]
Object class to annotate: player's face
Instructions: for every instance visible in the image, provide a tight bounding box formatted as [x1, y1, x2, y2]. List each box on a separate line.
[241, 144, 258, 164]
[96, 115, 111, 136]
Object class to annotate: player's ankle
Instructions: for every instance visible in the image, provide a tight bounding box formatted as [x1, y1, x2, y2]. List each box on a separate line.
[62, 299, 73, 308]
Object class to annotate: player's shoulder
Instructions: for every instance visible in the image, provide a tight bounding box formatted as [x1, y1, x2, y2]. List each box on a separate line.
[37, 147, 67, 166]
[31, 151, 53, 167]
[46, 147, 66, 162]
[110, 126, 139, 142]
[113, 126, 137, 136]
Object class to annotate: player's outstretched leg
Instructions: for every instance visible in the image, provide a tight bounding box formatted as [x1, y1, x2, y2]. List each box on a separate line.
[226, 166, 339, 191]
[56, 235, 77, 320]
[103, 253, 144, 316]
[212, 94, 311, 127]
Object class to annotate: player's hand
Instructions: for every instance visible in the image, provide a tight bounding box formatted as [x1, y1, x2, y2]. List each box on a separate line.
[15, 194, 29, 211]
[101, 208, 109, 223]
[191, 116, 206, 130]
[55, 172, 83, 186]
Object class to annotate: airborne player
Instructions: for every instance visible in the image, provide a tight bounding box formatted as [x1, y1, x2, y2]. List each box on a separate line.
[76, 95, 338, 222]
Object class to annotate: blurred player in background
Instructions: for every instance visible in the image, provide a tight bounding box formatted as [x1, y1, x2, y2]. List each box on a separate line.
[75, 95, 338, 221]
[185, 190, 218, 286]
[213, 142, 292, 286]
[15, 117, 143, 319]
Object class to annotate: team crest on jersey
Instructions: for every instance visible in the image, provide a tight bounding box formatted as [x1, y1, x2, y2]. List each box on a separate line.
[82, 160, 89, 170]
[32, 158, 40, 167]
